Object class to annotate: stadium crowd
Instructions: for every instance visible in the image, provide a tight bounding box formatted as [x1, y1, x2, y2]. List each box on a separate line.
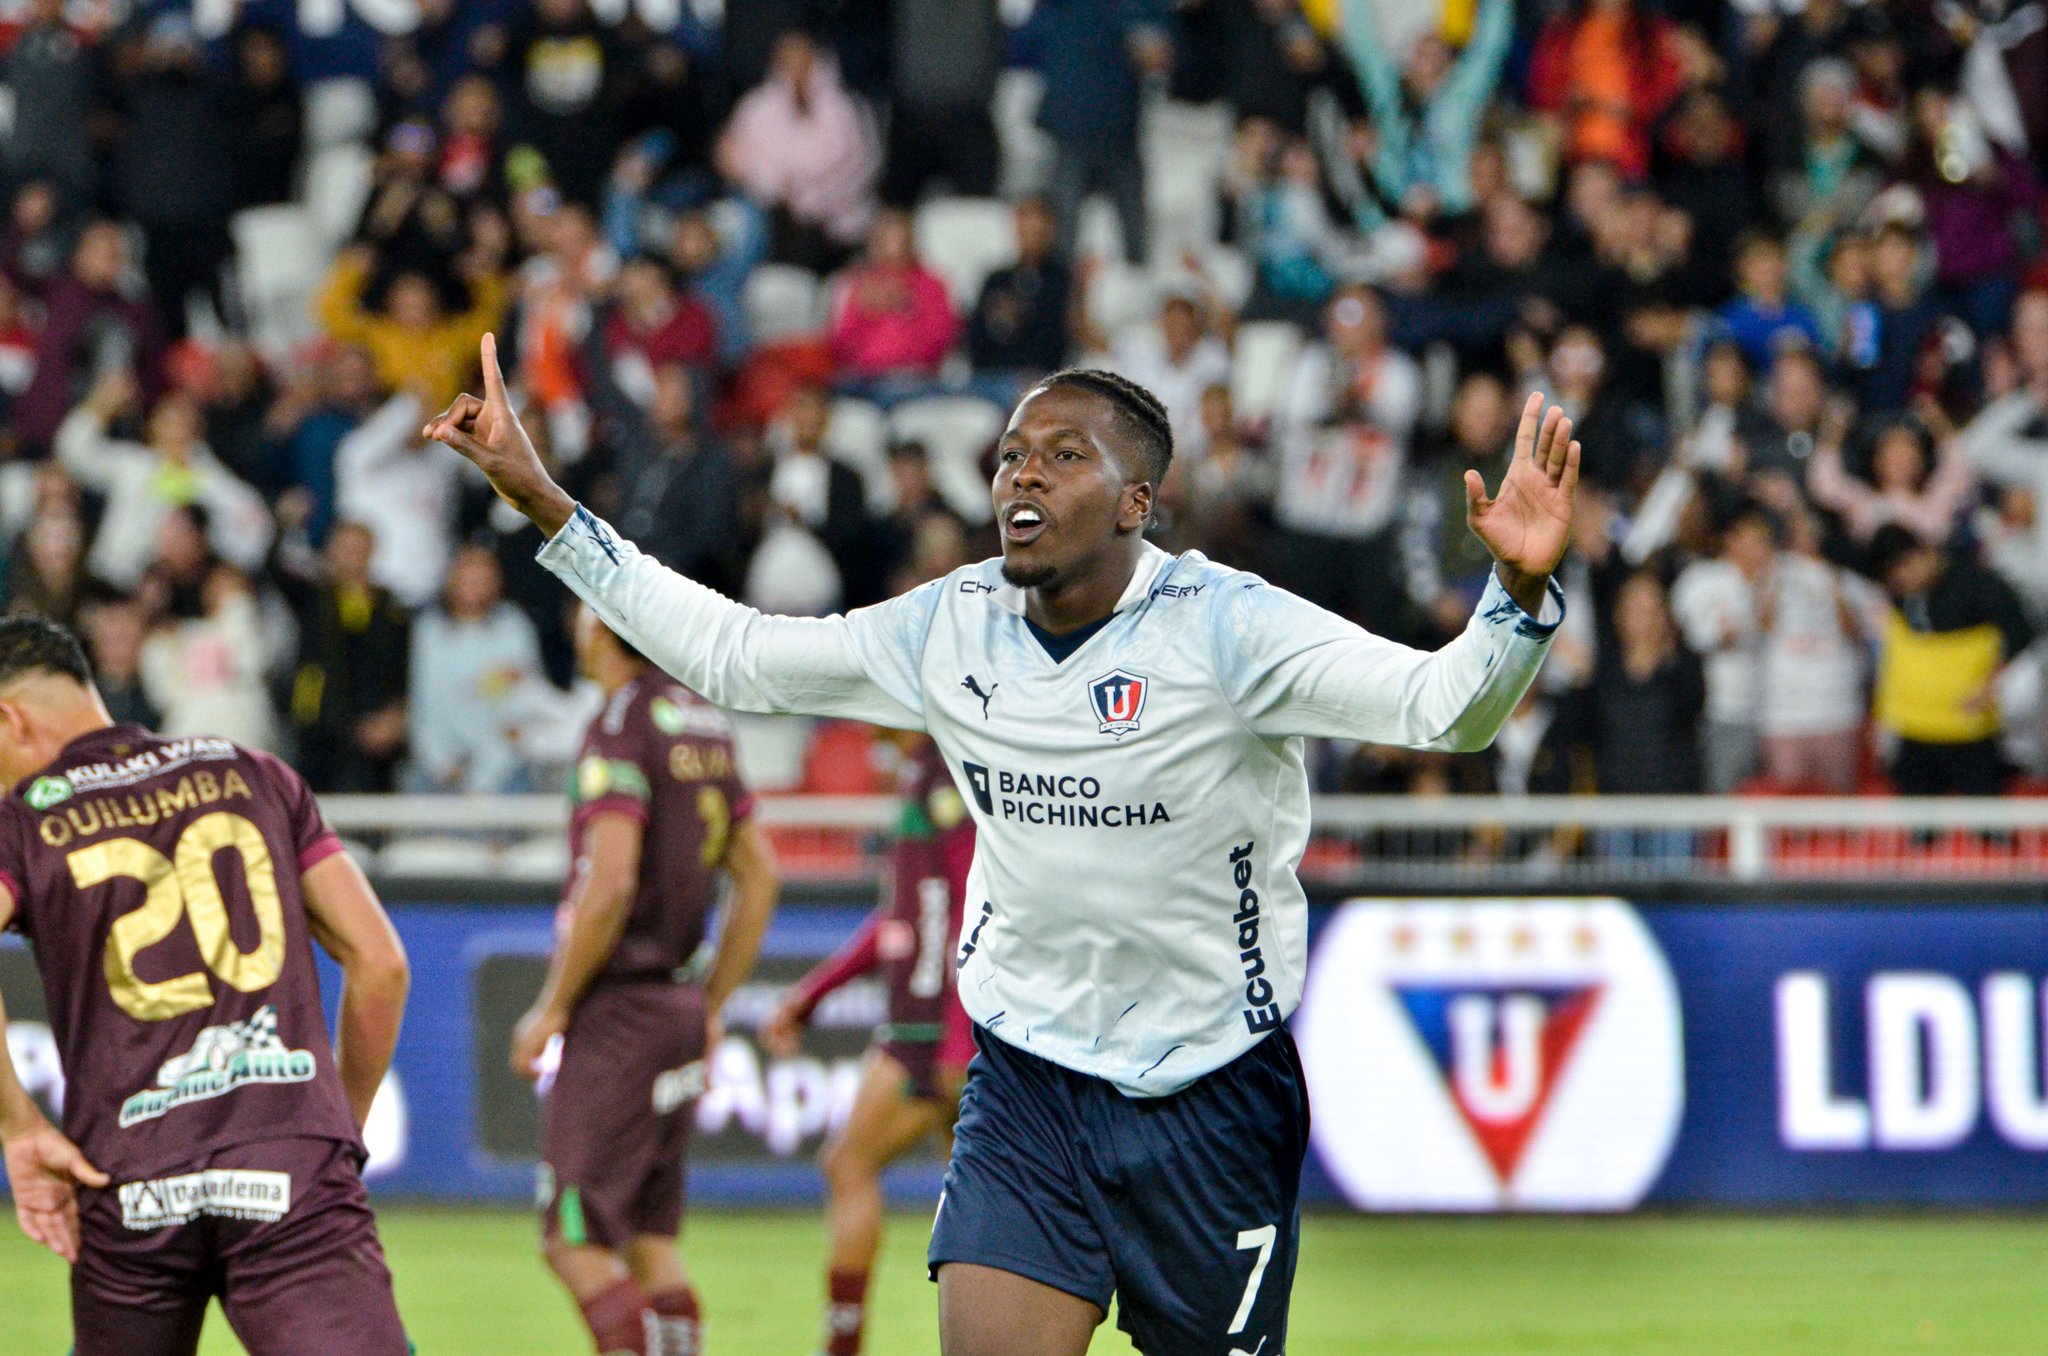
[0, 0, 2043, 798]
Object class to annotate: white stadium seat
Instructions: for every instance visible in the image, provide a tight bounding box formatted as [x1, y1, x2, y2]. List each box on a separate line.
[914, 197, 1017, 312]
[1192, 245, 1254, 312]
[1231, 320, 1306, 427]
[1084, 261, 1158, 348]
[376, 836, 496, 879]
[232, 205, 323, 360]
[303, 141, 375, 251]
[1151, 244, 1255, 314]
[1144, 99, 1231, 261]
[888, 395, 1006, 524]
[826, 397, 894, 511]
[1076, 197, 1127, 266]
[743, 264, 825, 343]
[302, 77, 378, 149]
[992, 68, 1055, 198]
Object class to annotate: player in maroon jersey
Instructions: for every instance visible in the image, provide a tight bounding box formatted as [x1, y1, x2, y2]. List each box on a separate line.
[509, 605, 779, 1356]
[0, 617, 410, 1355]
[763, 734, 975, 1356]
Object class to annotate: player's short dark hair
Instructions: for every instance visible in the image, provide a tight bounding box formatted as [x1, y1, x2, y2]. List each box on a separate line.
[1035, 368, 1174, 489]
[0, 616, 92, 689]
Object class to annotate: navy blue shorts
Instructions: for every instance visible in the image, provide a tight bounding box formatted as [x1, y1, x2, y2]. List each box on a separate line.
[928, 1027, 1310, 1356]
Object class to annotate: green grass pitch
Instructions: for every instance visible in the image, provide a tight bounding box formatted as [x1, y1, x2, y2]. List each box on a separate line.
[4, 1207, 2044, 1353]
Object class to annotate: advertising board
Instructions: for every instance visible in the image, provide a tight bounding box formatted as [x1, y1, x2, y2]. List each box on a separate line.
[6, 896, 2045, 1207]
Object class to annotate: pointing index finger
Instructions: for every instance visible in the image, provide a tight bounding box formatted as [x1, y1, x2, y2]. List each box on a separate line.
[481, 332, 507, 408]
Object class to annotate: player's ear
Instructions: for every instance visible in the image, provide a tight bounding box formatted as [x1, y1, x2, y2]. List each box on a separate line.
[1119, 478, 1153, 535]
[0, 697, 27, 762]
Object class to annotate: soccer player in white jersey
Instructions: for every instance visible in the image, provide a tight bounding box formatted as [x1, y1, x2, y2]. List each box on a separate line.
[427, 334, 1580, 1356]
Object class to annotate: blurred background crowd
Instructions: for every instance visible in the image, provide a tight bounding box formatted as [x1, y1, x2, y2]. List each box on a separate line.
[0, 0, 2044, 800]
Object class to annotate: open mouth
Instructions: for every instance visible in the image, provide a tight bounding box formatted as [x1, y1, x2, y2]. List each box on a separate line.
[1002, 502, 1049, 545]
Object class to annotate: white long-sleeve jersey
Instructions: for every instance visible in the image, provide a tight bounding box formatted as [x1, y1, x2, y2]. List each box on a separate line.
[540, 507, 1562, 1095]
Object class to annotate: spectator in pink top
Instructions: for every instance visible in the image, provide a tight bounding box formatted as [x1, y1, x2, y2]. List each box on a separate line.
[1807, 400, 1976, 551]
[825, 208, 960, 401]
[715, 29, 879, 275]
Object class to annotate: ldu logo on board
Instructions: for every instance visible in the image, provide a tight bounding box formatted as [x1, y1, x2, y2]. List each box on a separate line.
[1295, 898, 1684, 1212]
[1088, 669, 1148, 738]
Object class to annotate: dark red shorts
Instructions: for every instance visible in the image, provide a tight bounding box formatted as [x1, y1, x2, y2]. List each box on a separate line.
[881, 1004, 975, 1102]
[540, 980, 708, 1249]
[71, 1135, 405, 1356]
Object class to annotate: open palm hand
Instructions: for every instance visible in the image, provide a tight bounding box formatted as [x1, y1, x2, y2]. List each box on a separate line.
[5, 1120, 108, 1262]
[1465, 393, 1580, 612]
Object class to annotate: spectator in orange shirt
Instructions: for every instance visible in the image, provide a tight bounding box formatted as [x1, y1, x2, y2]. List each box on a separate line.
[1528, 0, 1684, 180]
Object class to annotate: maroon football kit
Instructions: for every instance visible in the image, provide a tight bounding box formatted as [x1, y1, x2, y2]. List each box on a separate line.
[539, 677, 752, 1249]
[785, 739, 975, 1099]
[0, 724, 405, 1356]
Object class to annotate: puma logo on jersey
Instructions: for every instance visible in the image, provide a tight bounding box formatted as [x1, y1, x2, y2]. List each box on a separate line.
[961, 675, 998, 719]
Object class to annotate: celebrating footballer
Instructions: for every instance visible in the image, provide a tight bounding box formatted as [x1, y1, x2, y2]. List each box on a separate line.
[428, 329, 1577, 1356]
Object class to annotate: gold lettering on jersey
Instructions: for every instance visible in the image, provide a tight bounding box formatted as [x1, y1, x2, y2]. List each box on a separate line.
[75, 836, 211, 1021]
[696, 786, 731, 866]
[41, 773, 258, 849]
[177, 812, 284, 996]
[157, 779, 198, 816]
[669, 744, 734, 782]
[72, 812, 288, 1022]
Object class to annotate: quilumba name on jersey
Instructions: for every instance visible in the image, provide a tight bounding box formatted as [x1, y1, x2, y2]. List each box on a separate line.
[961, 761, 1172, 828]
[37, 768, 255, 848]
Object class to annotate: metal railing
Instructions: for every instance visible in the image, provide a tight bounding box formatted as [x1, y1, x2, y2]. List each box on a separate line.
[319, 793, 2048, 897]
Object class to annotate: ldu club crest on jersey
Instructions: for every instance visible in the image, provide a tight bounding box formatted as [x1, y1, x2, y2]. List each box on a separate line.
[1088, 669, 1148, 738]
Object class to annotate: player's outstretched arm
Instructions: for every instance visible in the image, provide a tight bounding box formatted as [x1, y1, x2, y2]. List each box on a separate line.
[1223, 394, 1578, 753]
[763, 906, 884, 1057]
[303, 853, 410, 1129]
[510, 811, 643, 1080]
[426, 335, 929, 730]
[0, 893, 109, 1263]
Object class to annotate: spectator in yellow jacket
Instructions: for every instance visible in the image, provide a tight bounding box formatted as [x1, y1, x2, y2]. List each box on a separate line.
[317, 244, 508, 411]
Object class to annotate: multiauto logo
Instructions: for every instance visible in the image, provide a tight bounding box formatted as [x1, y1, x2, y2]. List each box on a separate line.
[1296, 898, 1684, 1211]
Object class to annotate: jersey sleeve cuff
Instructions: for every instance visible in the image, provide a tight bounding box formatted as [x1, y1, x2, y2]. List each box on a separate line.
[571, 797, 652, 832]
[536, 503, 625, 570]
[299, 833, 347, 872]
[1478, 571, 1566, 640]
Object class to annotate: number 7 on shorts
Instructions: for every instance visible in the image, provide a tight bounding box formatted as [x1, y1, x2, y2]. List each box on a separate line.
[1230, 1224, 1277, 1335]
